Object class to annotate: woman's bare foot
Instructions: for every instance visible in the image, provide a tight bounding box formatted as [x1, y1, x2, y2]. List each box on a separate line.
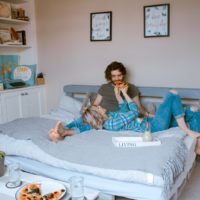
[48, 128, 64, 142]
[55, 121, 65, 135]
[55, 121, 75, 137]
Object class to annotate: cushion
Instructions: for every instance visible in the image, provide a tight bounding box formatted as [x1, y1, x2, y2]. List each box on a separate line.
[58, 95, 82, 118]
[10, 64, 36, 86]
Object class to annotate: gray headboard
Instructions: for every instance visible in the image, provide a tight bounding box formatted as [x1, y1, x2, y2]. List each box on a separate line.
[63, 84, 200, 106]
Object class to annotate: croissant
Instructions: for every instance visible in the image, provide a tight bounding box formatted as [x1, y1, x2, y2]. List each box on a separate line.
[114, 80, 128, 89]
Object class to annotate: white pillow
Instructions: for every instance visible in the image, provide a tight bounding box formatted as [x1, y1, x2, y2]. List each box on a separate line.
[58, 95, 82, 117]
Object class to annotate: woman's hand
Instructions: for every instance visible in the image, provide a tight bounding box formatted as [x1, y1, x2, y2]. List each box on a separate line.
[120, 85, 133, 103]
[114, 86, 120, 97]
[120, 85, 128, 94]
[114, 86, 123, 103]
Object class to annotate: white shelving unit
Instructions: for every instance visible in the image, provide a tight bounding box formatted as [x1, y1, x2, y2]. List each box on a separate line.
[0, 17, 30, 25]
[0, 44, 30, 48]
[0, 0, 31, 49]
[1, 0, 29, 4]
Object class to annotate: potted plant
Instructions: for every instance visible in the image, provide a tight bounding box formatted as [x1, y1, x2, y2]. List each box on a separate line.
[0, 151, 5, 176]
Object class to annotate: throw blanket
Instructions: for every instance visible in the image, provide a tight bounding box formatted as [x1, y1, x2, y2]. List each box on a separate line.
[0, 117, 188, 199]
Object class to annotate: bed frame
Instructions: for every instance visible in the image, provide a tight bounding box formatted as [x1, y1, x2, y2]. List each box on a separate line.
[64, 84, 200, 106]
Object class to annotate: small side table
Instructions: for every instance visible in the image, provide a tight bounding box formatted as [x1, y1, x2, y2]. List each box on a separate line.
[0, 170, 99, 200]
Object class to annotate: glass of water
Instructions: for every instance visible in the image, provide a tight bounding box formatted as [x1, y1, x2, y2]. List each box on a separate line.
[70, 176, 84, 200]
[6, 163, 22, 188]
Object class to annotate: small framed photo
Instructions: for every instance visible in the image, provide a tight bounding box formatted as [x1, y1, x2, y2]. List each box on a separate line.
[144, 4, 170, 38]
[90, 11, 112, 41]
[17, 30, 26, 45]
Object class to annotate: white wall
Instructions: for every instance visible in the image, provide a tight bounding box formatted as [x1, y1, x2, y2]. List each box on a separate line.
[35, 0, 200, 111]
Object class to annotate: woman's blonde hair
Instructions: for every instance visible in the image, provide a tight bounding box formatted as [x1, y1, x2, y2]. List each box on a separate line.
[82, 106, 105, 129]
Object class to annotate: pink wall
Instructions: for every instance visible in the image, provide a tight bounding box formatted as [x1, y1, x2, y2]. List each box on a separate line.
[35, 0, 200, 110]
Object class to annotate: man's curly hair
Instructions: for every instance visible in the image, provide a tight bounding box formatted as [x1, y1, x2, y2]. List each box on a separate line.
[105, 61, 127, 81]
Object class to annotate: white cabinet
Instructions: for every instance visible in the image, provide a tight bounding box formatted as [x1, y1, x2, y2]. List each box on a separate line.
[0, 86, 47, 124]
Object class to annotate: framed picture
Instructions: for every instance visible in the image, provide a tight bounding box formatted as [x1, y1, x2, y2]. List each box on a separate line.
[90, 11, 112, 41]
[17, 30, 26, 45]
[144, 4, 170, 38]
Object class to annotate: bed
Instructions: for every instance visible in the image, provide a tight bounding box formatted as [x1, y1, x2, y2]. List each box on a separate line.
[1, 84, 200, 200]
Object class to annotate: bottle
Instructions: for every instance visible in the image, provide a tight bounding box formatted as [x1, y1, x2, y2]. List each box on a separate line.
[143, 120, 153, 142]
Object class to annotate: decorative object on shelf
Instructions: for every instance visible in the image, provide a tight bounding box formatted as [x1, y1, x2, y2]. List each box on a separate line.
[0, 1, 11, 18]
[144, 4, 170, 38]
[90, 11, 112, 41]
[10, 27, 19, 40]
[0, 55, 19, 81]
[0, 28, 11, 44]
[0, 27, 23, 45]
[11, 5, 29, 21]
[11, 64, 36, 86]
[36, 72, 45, 85]
[17, 30, 26, 45]
[0, 151, 5, 176]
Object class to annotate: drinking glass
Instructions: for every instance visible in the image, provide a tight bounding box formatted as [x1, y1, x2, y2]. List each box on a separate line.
[69, 176, 84, 200]
[6, 163, 22, 188]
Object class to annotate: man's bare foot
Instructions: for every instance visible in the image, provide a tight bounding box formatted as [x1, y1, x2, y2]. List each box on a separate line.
[187, 130, 200, 138]
[195, 138, 200, 155]
[190, 105, 199, 112]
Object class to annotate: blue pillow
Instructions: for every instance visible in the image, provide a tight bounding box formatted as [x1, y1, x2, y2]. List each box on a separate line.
[10, 64, 36, 86]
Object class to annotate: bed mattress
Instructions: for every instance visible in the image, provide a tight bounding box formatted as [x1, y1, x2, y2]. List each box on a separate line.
[3, 120, 196, 200]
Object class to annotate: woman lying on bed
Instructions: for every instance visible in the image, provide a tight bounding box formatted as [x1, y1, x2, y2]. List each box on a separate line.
[82, 87, 200, 135]
[83, 86, 200, 154]
[49, 85, 200, 153]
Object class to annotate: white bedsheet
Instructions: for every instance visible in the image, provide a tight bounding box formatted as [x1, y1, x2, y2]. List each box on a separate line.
[5, 134, 196, 200]
[0, 126, 195, 187]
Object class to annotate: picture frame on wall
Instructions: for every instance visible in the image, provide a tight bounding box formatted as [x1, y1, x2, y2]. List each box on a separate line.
[90, 11, 112, 41]
[144, 4, 170, 38]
